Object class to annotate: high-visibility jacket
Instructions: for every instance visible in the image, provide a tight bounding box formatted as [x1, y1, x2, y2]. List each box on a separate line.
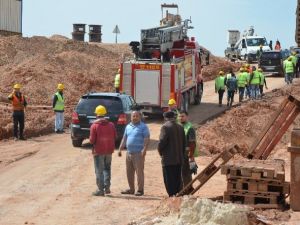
[54, 92, 64, 111]
[215, 76, 225, 91]
[250, 71, 261, 85]
[9, 93, 25, 111]
[114, 74, 120, 88]
[182, 121, 199, 157]
[259, 72, 265, 85]
[291, 55, 298, 67]
[237, 72, 248, 87]
[284, 61, 294, 73]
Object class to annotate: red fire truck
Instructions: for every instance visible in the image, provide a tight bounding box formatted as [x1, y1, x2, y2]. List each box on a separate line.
[120, 4, 209, 115]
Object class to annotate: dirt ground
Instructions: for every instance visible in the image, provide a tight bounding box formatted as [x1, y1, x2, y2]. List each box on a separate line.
[0, 35, 238, 141]
[1, 75, 300, 224]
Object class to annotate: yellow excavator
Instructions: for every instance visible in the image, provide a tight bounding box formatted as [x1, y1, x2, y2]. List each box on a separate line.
[296, 0, 300, 46]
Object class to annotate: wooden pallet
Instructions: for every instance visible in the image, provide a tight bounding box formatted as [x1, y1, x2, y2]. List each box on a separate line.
[177, 145, 240, 196]
[221, 159, 285, 181]
[227, 179, 290, 195]
[223, 190, 283, 209]
[247, 96, 300, 160]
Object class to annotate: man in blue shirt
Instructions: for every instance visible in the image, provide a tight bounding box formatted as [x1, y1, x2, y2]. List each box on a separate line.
[118, 111, 150, 196]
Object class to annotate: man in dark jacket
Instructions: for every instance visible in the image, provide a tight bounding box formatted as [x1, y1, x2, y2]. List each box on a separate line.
[158, 111, 186, 197]
[89, 105, 117, 196]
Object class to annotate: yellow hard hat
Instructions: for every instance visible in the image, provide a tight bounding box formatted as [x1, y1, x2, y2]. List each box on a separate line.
[260, 45, 263, 48]
[239, 68, 244, 72]
[288, 56, 293, 61]
[57, 83, 64, 90]
[293, 51, 297, 56]
[118, 68, 120, 73]
[219, 71, 224, 75]
[245, 64, 250, 68]
[168, 99, 176, 105]
[95, 105, 107, 116]
[13, 83, 21, 89]
[258, 68, 263, 72]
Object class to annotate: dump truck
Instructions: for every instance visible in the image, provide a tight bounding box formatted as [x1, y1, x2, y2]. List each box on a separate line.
[120, 4, 209, 115]
[225, 26, 270, 63]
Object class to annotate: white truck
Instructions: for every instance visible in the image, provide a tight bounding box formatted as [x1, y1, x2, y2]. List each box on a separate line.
[225, 26, 270, 63]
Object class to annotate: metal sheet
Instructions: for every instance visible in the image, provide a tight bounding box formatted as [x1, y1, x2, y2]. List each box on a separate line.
[0, 0, 22, 33]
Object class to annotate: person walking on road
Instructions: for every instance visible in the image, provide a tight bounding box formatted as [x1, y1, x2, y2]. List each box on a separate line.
[90, 105, 116, 196]
[114, 69, 121, 93]
[237, 68, 248, 102]
[258, 68, 268, 96]
[118, 111, 150, 196]
[249, 67, 261, 100]
[178, 111, 198, 192]
[215, 71, 226, 107]
[225, 72, 237, 107]
[53, 84, 65, 133]
[158, 111, 186, 197]
[284, 56, 295, 85]
[8, 84, 27, 140]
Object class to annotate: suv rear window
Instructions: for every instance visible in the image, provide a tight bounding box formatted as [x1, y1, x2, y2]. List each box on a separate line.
[76, 96, 123, 115]
[261, 52, 281, 60]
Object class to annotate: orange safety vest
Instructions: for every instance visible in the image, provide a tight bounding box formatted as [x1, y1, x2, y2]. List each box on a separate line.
[11, 93, 25, 111]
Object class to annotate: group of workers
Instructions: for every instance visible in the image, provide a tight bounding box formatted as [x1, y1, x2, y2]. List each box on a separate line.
[89, 99, 197, 197]
[7, 83, 65, 140]
[283, 52, 299, 84]
[215, 64, 267, 107]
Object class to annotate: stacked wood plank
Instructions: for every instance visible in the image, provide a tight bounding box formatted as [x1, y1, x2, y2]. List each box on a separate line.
[221, 159, 290, 209]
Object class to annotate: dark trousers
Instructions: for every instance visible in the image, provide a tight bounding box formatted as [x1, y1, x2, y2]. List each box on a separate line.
[238, 87, 245, 102]
[13, 111, 25, 138]
[162, 165, 182, 197]
[115, 87, 120, 93]
[259, 85, 264, 96]
[181, 157, 192, 188]
[227, 90, 235, 106]
[218, 89, 225, 105]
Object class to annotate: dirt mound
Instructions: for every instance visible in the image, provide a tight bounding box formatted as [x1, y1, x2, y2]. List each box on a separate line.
[0, 36, 132, 140]
[198, 81, 300, 156]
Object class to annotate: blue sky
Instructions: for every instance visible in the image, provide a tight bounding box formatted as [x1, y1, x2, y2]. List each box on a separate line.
[23, 0, 297, 56]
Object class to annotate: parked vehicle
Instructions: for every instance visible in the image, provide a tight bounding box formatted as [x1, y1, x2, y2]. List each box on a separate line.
[258, 51, 284, 76]
[70, 92, 136, 147]
[225, 26, 271, 63]
[120, 4, 209, 115]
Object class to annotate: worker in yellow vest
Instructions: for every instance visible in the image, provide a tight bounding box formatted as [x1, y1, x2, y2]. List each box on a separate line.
[215, 71, 226, 106]
[284, 56, 295, 85]
[53, 84, 65, 133]
[258, 68, 268, 97]
[114, 69, 120, 93]
[249, 66, 261, 99]
[179, 110, 199, 192]
[8, 84, 27, 140]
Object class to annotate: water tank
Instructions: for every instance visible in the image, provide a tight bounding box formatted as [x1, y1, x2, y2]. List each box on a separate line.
[89, 25, 102, 43]
[72, 23, 86, 41]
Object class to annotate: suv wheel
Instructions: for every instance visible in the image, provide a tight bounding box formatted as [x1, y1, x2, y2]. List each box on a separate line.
[72, 139, 83, 147]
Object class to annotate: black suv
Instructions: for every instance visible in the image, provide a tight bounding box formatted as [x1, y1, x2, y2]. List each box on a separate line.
[258, 51, 284, 76]
[71, 93, 136, 147]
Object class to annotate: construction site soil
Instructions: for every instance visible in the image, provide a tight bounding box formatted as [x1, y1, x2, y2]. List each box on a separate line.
[0, 35, 238, 140]
[197, 83, 300, 157]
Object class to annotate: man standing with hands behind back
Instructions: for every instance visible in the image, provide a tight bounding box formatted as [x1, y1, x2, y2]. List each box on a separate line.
[118, 111, 150, 196]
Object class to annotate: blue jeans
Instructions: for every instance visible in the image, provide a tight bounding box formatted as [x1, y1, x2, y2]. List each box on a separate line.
[94, 154, 112, 192]
[245, 85, 251, 98]
[55, 112, 64, 131]
[250, 84, 260, 99]
[285, 73, 294, 84]
[238, 87, 245, 102]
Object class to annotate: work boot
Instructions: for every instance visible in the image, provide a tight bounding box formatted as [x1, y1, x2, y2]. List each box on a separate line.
[121, 189, 135, 195]
[105, 188, 111, 194]
[19, 136, 26, 141]
[135, 190, 144, 196]
[92, 190, 105, 196]
[227, 102, 229, 107]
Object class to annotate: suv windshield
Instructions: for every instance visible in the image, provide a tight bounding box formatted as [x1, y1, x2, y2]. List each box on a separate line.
[246, 38, 267, 47]
[260, 52, 281, 60]
[76, 96, 123, 115]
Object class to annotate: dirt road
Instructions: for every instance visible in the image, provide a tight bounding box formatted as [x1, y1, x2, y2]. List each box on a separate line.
[0, 77, 288, 225]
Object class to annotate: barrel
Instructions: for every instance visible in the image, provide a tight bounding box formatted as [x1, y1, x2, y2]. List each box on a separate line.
[72, 24, 86, 41]
[89, 25, 102, 43]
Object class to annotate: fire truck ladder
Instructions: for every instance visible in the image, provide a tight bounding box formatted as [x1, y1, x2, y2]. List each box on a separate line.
[247, 95, 300, 160]
[177, 145, 240, 196]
